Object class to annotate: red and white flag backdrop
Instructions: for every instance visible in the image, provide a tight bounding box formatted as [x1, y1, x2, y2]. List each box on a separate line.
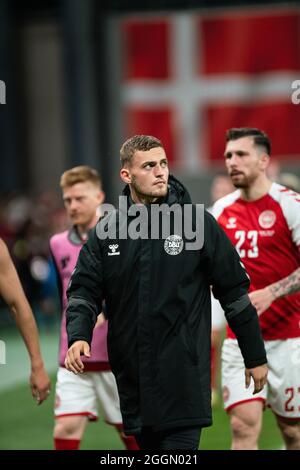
[120, 7, 300, 170]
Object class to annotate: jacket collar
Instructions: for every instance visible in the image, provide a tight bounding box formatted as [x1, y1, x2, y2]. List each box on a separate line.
[122, 174, 192, 207]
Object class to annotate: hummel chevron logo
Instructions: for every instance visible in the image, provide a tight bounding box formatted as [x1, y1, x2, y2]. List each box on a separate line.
[108, 244, 120, 256]
[226, 217, 237, 229]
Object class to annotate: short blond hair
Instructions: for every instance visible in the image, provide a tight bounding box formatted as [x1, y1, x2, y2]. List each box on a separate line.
[60, 166, 102, 190]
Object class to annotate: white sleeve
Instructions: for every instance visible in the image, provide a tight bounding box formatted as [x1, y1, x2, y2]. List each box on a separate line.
[210, 201, 222, 220]
[211, 293, 226, 330]
[280, 192, 300, 248]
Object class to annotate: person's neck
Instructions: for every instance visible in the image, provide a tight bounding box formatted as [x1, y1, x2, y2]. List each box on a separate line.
[130, 190, 158, 205]
[77, 214, 99, 239]
[240, 175, 272, 202]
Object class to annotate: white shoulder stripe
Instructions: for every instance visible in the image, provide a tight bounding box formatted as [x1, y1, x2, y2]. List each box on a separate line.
[269, 182, 300, 247]
[211, 190, 241, 220]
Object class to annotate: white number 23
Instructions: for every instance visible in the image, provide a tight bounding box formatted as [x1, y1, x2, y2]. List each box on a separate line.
[235, 230, 259, 258]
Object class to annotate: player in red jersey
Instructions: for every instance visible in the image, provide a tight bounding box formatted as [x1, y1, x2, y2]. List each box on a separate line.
[212, 128, 300, 450]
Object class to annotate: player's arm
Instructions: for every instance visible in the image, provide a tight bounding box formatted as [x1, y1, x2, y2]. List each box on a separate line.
[251, 193, 300, 315]
[249, 265, 300, 316]
[0, 239, 51, 404]
[65, 227, 104, 373]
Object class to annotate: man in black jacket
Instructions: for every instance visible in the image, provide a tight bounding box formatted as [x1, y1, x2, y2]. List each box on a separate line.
[65, 135, 267, 450]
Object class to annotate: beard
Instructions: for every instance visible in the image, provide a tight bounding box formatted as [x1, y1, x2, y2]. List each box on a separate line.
[131, 176, 168, 201]
[230, 172, 257, 189]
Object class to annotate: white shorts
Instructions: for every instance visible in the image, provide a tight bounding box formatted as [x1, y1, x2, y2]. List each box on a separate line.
[211, 294, 226, 330]
[54, 367, 123, 425]
[222, 338, 300, 419]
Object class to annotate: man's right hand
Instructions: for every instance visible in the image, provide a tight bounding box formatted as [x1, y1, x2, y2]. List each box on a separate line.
[64, 340, 91, 374]
[30, 363, 51, 405]
[245, 363, 268, 394]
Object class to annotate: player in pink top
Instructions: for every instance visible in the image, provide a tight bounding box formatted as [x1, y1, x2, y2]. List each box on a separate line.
[51, 166, 138, 450]
[212, 128, 300, 450]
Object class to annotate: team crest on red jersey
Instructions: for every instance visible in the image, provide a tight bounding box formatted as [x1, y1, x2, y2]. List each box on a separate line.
[258, 210, 276, 229]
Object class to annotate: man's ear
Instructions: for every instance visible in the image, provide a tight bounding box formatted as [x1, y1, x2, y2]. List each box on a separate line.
[259, 153, 270, 171]
[97, 190, 105, 205]
[120, 167, 131, 184]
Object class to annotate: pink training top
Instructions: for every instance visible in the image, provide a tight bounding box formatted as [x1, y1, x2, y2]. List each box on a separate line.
[50, 227, 109, 370]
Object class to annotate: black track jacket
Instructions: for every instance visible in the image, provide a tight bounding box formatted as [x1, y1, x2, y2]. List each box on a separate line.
[66, 176, 266, 435]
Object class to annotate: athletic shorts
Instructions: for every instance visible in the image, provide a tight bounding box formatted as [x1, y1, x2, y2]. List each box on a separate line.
[211, 294, 226, 330]
[222, 338, 300, 419]
[54, 367, 123, 425]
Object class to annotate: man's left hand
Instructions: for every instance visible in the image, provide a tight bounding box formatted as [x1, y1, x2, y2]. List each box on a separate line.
[245, 364, 268, 394]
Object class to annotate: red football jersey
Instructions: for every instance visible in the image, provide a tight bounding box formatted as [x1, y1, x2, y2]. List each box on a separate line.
[212, 183, 300, 340]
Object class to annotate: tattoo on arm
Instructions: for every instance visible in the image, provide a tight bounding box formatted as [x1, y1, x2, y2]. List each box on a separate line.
[269, 267, 300, 300]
